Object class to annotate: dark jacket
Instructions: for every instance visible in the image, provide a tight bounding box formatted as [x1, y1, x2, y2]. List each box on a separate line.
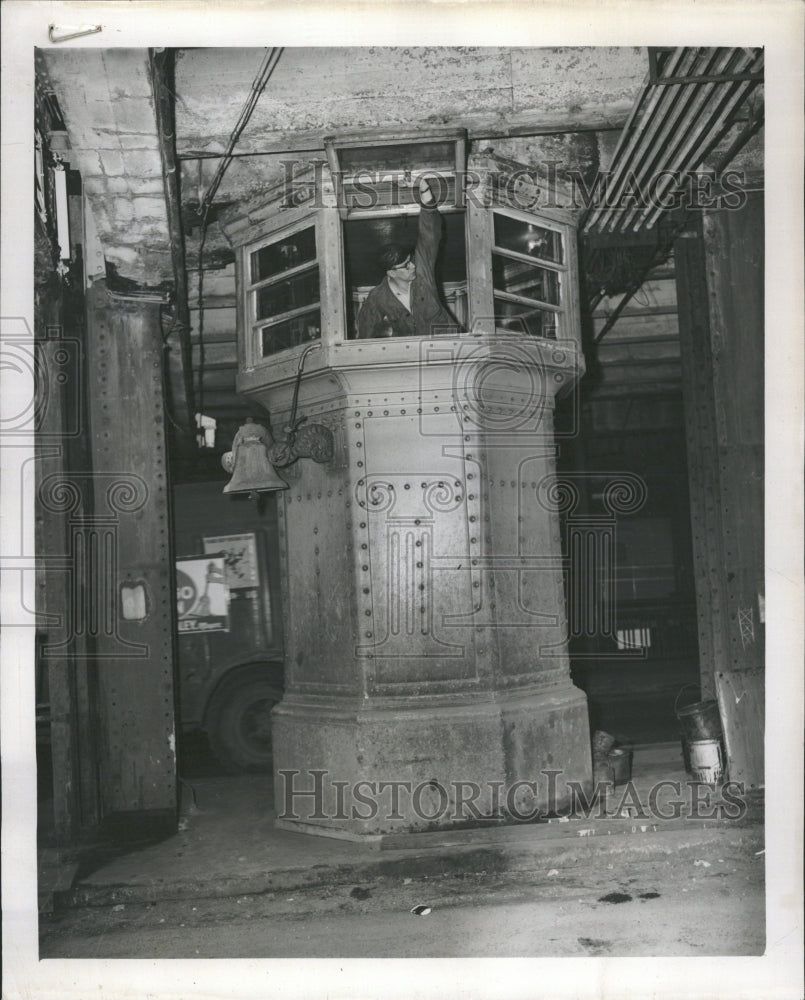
[357, 203, 458, 339]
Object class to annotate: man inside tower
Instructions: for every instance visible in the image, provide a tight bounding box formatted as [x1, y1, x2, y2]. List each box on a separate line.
[357, 175, 460, 339]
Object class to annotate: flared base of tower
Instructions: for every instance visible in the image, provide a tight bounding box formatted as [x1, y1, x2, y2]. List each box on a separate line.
[273, 683, 592, 838]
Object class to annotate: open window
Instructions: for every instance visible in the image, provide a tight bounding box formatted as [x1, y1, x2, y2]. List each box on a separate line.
[325, 129, 468, 341]
[342, 209, 467, 339]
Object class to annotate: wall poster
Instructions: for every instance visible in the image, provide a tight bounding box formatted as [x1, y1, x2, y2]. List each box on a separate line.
[175, 554, 230, 633]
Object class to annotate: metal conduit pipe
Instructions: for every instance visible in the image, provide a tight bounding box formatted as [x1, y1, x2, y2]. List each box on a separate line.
[635, 66, 762, 230]
[592, 49, 733, 235]
[598, 50, 733, 234]
[585, 47, 763, 236]
[601, 57, 732, 232]
[582, 47, 688, 233]
[618, 50, 759, 232]
[591, 106, 764, 345]
[597, 47, 687, 179]
[590, 48, 706, 234]
[149, 46, 196, 442]
[630, 85, 762, 229]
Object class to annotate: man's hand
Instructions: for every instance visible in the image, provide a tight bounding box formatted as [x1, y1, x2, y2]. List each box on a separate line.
[418, 175, 437, 207]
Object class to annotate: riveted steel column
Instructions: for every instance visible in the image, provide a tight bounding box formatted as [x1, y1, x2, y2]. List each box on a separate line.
[82, 280, 178, 837]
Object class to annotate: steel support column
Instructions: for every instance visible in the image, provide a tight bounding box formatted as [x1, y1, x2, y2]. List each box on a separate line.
[675, 193, 764, 788]
[82, 280, 179, 836]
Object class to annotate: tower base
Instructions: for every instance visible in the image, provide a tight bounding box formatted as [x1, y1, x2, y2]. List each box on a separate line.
[273, 684, 592, 837]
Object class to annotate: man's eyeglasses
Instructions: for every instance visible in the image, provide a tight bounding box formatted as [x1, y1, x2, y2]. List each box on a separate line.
[390, 256, 414, 271]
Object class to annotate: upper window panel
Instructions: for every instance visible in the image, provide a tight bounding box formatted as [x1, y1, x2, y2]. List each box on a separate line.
[337, 140, 457, 177]
[250, 227, 317, 285]
[325, 129, 467, 217]
[492, 215, 564, 265]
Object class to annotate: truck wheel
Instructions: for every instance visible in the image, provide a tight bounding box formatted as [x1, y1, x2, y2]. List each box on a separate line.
[207, 675, 282, 772]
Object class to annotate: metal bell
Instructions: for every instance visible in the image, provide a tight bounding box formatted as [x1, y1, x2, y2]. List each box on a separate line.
[222, 418, 289, 495]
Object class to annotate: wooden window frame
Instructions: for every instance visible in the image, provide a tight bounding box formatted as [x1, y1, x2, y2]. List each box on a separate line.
[485, 203, 578, 344]
[235, 173, 582, 369]
[238, 204, 346, 370]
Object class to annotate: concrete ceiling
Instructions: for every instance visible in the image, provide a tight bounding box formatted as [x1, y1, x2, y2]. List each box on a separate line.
[174, 46, 646, 154]
[175, 46, 646, 208]
[38, 48, 171, 286]
[40, 46, 648, 286]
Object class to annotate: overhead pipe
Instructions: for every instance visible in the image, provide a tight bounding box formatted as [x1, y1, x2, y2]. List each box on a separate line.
[582, 47, 688, 233]
[622, 48, 761, 231]
[585, 48, 762, 236]
[599, 49, 731, 234]
[593, 48, 706, 234]
[592, 105, 764, 345]
[591, 48, 727, 234]
[588, 50, 679, 185]
[629, 84, 761, 230]
[648, 48, 764, 86]
[604, 50, 736, 231]
[634, 55, 763, 231]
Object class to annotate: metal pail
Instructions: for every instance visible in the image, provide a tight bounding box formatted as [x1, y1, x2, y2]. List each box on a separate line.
[689, 739, 724, 784]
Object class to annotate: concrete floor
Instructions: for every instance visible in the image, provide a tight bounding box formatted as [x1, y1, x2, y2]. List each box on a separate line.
[38, 744, 766, 959]
[41, 828, 764, 958]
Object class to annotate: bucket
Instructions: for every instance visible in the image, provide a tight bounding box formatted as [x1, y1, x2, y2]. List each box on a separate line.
[674, 687, 723, 743]
[608, 747, 633, 786]
[689, 739, 724, 785]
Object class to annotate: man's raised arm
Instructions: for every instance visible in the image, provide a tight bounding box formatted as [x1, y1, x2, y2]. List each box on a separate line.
[414, 175, 442, 273]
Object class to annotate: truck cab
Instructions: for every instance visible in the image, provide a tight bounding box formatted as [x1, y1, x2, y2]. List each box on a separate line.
[172, 480, 284, 770]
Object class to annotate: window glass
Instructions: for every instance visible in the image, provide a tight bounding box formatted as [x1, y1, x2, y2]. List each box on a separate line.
[338, 141, 455, 176]
[260, 310, 321, 357]
[256, 267, 320, 320]
[493, 298, 558, 340]
[493, 214, 563, 264]
[250, 226, 316, 284]
[492, 257, 560, 305]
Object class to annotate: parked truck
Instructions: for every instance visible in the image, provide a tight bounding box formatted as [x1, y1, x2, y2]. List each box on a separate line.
[172, 480, 284, 771]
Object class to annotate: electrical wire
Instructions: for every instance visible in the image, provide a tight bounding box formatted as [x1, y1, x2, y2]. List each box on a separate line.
[195, 208, 209, 423]
[197, 47, 283, 218]
[193, 47, 283, 423]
